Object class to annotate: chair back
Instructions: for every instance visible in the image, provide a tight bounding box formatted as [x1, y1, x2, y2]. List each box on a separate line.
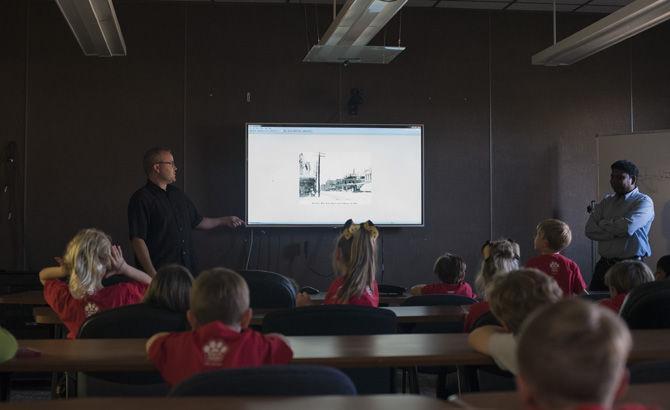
[263, 305, 397, 335]
[169, 365, 356, 396]
[580, 291, 610, 302]
[77, 303, 189, 394]
[470, 310, 501, 330]
[620, 281, 670, 329]
[401, 294, 476, 333]
[238, 270, 296, 309]
[378, 284, 406, 296]
[263, 305, 397, 393]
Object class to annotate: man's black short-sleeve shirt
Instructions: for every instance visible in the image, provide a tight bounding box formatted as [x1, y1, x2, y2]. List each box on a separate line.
[128, 181, 203, 272]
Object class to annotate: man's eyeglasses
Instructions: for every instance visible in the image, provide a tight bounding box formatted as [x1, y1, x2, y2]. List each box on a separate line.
[155, 161, 176, 167]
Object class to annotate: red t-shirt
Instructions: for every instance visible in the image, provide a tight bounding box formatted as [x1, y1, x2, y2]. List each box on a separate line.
[576, 404, 660, 410]
[43, 279, 148, 339]
[599, 292, 628, 313]
[324, 276, 379, 307]
[525, 253, 586, 296]
[421, 282, 476, 299]
[148, 321, 293, 386]
[464, 301, 490, 332]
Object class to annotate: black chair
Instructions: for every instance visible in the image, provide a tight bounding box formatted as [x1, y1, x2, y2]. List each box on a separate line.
[238, 270, 296, 309]
[400, 294, 477, 397]
[580, 291, 611, 302]
[76, 303, 189, 396]
[263, 305, 398, 394]
[629, 361, 670, 384]
[378, 284, 406, 296]
[169, 365, 356, 396]
[620, 281, 670, 329]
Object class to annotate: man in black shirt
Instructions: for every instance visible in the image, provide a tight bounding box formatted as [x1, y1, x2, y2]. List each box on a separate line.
[128, 147, 243, 276]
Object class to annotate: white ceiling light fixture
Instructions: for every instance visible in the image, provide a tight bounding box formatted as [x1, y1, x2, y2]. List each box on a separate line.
[532, 0, 670, 66]
[303, 0, 408, 64]
[54, 0, 127, 57]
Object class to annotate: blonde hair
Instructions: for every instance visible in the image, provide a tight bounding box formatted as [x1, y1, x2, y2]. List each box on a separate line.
[488, 268, 563, 333]
[143, 264, 193, 312]
[518, 299, 631, 408]
[190, 268, 249, 326]
[605, 260, 654, 293]
[475, 239, 519, 297]
[333, 219, 378, 304]
[63, 229, 112, 299]
[537, 219, 572, 252]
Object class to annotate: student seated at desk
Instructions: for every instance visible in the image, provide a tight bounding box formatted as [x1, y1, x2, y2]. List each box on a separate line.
[467, 269, 562, 374]
[143, 264, 193, 313]
[297, 219, 380, 307]
[409, 253, 476, 298]
[0, 327, 18, 363]
[525, 219, 587, 296]
[654, 255, 670, 281]
[600, 260, 654, 313]
[464, 239, 520, 331]
[516, 298, 659, 410]
[39, 229, 152, 339]
[146, 268, 293, 387]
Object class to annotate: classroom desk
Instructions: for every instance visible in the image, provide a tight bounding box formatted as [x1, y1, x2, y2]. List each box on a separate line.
[450, 382, 670, 409]
[0, 394, 453, 410]
[244, 305, 467, 326]
[311, 292, 411, 306]
[0, 290, 45, 305]
[33, 305, 468, 327]
[3, 330, 670, 373]
[0, 333, 491, 373]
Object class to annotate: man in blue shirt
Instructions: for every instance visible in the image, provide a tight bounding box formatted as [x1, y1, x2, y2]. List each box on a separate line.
[585, 160, 654, 291]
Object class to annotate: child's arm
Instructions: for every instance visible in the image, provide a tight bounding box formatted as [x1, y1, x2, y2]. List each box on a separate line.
[109, 245, 152, 285]
[39, 266, 67, 285]
[295, 292, 312, 307]
[266, 332, 291, 347]
[409, 284, 426, 296]
[145, 332, 170, 352]
[467, 325, 506, 355]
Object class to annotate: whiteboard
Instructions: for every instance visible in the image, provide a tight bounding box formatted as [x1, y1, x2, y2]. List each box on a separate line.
[597, 130, 670, 272]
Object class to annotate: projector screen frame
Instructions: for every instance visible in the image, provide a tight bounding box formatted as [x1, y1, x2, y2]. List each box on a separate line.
[245, 123, 425, 228]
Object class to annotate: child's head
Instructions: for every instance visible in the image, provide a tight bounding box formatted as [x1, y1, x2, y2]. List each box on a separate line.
[517, 299, 631, 409]
[655, 255, 670, 281]
[534, 219, 572, 253]
[433, 253, 466, 284]
[475, 239, 520, 297]
[187, 268, 251, 329]
[488, 268, 563, 334]
[63, 228, 112, 299]
[143, 264, 194, 312]
[332, 219, 379, 303]
[604, 260, 654, 295]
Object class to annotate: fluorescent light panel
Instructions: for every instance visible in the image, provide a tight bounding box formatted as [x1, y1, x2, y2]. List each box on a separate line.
[54, 0, 127, 57]
[532, 0, 670, 66]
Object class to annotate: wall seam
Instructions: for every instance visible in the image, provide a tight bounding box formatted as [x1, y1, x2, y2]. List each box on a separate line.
[22, 0, 31, 269]
[488, 12, 494, 240]
[183, 5, 188, 192]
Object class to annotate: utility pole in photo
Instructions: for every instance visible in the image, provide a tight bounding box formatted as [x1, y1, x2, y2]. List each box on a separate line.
[317, 152, 326, 197]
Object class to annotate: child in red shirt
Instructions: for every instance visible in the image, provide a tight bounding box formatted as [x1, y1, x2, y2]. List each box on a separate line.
[297, 219, 380, 307]
[39, 229, 152, 339]
[517, 299, 660, 410]
[600, 260, 654, 313]
[410, 253, 476, 298]
[464, 239, 520, 331]
[146, 268, 293, 387]
[525, 219, 586, 296]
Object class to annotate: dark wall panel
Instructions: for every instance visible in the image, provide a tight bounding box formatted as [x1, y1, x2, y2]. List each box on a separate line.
[491, 12, 631, 280]
[186, 6, 491, 288]
[24, 2, 185, 268]
[0, 0, 27, 270]
[633, 23, 670, 131]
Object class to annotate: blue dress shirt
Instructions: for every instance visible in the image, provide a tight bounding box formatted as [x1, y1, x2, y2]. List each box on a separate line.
[585, 187, 654, 259]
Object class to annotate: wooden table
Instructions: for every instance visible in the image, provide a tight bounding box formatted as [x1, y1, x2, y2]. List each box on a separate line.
[0, 395, 453, 410]
[451, 382, 670, 409]
[311, 292, 411, 306]
[34, 305, 468, 327]
[0, 333, 491, 373]
[3, 329, 670, 373]
[252, 305, 467, 326]
[0, 290, 45, 305]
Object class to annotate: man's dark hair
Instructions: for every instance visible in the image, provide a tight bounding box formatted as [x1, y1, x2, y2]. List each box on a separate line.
[143, 146, 172, 176]
[611, 160, 639, 181]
